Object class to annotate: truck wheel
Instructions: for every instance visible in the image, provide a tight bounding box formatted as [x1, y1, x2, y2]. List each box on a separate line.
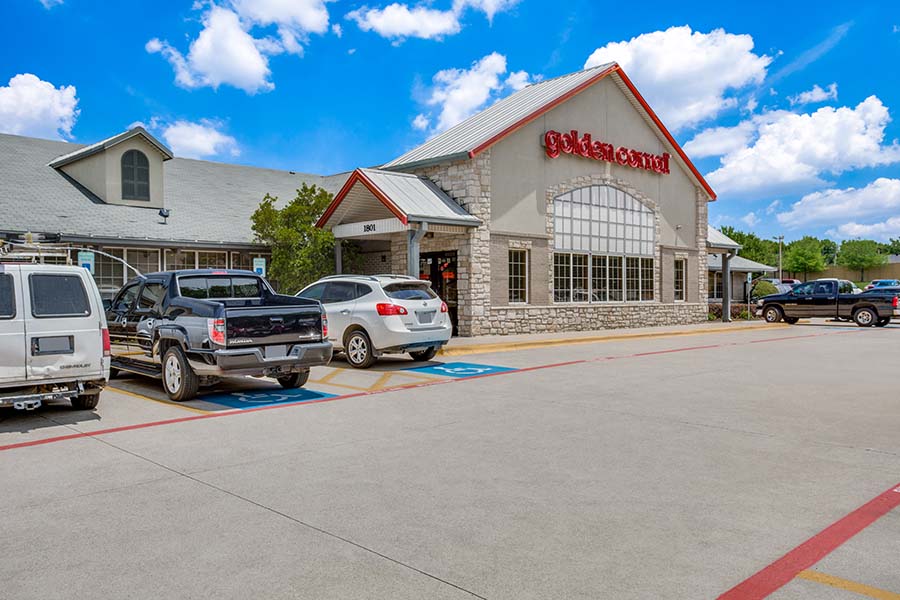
[71, 393, 100, 410]
[345, 330, 376, 369]
[109, 367, 120, 379]
[854, 308, 877, 327]
[783, 316, 799, 325]
[277, 370, 310, 389]
[876, 317, 891, 327]
[763, 306, 783, 323]
[409, 347, 438, 361]
[162, 346, 199, 401]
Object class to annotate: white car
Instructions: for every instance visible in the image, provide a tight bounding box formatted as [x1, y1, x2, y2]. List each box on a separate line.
[297, 274, 452, 368]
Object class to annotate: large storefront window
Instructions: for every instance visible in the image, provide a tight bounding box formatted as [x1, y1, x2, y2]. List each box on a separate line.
[94, 248, 125, 298]
[708, 271, 723, 300]
[197, 251, 227, 269]
[552, 185, 655, 303]
[126, 249, 160, 275]
[165, 250, 196, 270]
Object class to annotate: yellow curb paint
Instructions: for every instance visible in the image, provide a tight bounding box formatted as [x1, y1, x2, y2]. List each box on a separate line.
[438, 323, 790, 357]
[797, 570, 900, 600]
[107, 386, 212, 415]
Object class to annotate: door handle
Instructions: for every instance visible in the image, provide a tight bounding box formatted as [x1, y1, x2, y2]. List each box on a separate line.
[340, 309, 351, 315]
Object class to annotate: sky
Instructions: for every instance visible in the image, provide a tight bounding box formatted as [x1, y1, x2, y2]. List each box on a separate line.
[1, 0, 899, 243]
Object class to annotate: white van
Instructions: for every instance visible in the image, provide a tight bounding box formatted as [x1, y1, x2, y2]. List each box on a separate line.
[0, 264, 109, 410]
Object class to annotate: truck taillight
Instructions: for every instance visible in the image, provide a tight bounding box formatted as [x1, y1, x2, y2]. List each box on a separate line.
[893, 296, 898, 309]
[376, 303, 408, 316]
[440, 301, 448, 313]
[322, 314, 328, 340]
[101, 327, 111, 357]
[207, 318, 226, 345]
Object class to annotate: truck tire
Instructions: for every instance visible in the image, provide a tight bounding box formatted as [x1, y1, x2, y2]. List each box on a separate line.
[162, 346, 199, 401]
[853, 307, 877, 327]
[109, 367, 120, 379]
[763, 305, 783, 323]
[876, 317, 891, 327]
[345, 330, 376, 369]
[409, 347, 438, 361]
[71, 393, 100, 410]
[783, 316, 799, 325]
[277, 370, 310, 389]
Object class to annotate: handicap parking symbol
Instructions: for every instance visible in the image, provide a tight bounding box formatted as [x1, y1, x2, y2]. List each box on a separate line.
[407, 361, 516, 378]
[199, 387, 336, 409]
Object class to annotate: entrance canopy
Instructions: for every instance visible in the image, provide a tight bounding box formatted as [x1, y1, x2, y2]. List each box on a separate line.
[316, 168, 481, 239]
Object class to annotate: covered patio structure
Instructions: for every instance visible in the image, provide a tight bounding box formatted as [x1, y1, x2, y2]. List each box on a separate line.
[707, 226, 742, 322]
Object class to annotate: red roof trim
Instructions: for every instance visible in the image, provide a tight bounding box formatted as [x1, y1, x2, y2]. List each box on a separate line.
[315, 169, 409, 229]
[466, 64, 716, 201]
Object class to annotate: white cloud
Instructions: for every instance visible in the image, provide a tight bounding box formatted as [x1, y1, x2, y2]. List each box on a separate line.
[331, 23, 342, 37]
[505, 70, 531, 91]
[161, 119, 240, 159]
[778, 178, 900, 229]
[741, 212, 760, 227]
[452, 0, 519, 21]
[347, 0, 518, 41]
[765, 199, 781, 215]
[38, 0, 64, 8]
[584, 26, 771, 131]
[147, 7, 274, 93]
[702, 97, 900, 197]
[830, 216, 900, 241]
[0, 73, 79, 139]
[683, 121, 757, 158]
[789, 82, 838, 106]
[412, 114, 430, 130]
[229, 0, 330, 55]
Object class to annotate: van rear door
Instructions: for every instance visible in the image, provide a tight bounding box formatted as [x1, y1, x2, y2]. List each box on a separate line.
[0, 266, 27, 384]
[21, 266, 104, 381]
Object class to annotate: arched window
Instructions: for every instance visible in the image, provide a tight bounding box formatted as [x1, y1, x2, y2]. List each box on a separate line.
[121, 150, 150, 200]
[552, 185, 656, 303]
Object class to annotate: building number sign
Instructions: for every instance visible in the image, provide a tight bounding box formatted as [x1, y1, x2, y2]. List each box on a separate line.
[363, 223, 376, 233]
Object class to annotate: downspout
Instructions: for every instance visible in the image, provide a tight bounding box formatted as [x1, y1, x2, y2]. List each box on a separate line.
[722, 250, 735, 322]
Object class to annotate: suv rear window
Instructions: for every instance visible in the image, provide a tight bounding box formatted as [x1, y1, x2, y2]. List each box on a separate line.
[0, 274, 14, 318]
[30, 274, 90, 317]
[179, 276, 262, 299]
[383, 282, 437, 300]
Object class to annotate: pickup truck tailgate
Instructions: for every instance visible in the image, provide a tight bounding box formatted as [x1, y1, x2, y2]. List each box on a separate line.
[225, 306, 322, 347]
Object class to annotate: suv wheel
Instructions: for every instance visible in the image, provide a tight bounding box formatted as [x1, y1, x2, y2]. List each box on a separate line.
[763, 305, 783, 323]
[162, 346, 199, 401]
[71, 393, 100, 410]
[277, 370, 310, 389]
[409, 347, 438, 361]
[854, 307, 877, 327]
[345, 330, 376, 369]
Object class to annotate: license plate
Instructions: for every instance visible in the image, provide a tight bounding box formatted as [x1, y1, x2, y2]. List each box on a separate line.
[264, 345, 287, 359]
[417, 310, 436, 324]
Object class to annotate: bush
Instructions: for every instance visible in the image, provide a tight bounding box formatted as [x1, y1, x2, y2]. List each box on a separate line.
[750, 280, 778, 299]
[709, 302, 760, 321]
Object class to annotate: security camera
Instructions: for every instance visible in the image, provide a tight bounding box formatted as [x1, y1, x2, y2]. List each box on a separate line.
[158, 208, 170, 224]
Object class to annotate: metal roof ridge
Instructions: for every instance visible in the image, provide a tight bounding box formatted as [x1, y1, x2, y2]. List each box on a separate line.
[48, 126, 173, 168]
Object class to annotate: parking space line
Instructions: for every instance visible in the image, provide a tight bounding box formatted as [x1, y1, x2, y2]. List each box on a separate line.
[108, 386, 213, 415]
[717, 482, 900, 599]
[796, 570, 900, 600]
[308, 369, 344, 385]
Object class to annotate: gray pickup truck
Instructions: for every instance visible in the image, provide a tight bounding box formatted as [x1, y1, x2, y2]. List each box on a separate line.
[107, 269, 332, 401]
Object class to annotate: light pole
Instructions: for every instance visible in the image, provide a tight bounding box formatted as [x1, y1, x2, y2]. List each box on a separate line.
[772, 235, 784, 280]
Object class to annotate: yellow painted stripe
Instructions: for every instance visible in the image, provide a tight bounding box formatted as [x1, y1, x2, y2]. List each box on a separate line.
[797, 570, 900, 600]
[107, 386, 212, 414]
[438, 323, 790, 357]
[309, 369, 343, 385]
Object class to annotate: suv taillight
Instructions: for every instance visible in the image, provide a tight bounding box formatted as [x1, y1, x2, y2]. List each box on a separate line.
[207, 318, 226, 345]
[322, 314, 328, 340]
[101, 327, 111, 357]
[376, 303, 408, 316]
[440, 301, 448, 313]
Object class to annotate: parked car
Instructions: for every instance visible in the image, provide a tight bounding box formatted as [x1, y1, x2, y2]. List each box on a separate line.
[865, 279, 900, 290]
[0, 264, 109, 411]
[780, 278, 801, 286]
[106, 269, 332, 401]
[297, 274, 453, 368]
[756, 279, 899, 326]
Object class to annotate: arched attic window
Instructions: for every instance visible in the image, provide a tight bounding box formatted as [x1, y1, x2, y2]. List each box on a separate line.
[121, 149, 150, 201]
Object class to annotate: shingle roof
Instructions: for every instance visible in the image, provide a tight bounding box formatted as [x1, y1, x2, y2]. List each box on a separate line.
[707, 225, 742, 251]
[707, 254, 775, 273]
[0, 133, 350, 247]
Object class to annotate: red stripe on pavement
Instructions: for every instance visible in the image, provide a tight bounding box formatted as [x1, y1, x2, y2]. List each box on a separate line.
[718, 482, 900, 600]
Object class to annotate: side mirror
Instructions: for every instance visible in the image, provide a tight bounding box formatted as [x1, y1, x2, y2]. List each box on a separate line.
[102, 299, 112, 311]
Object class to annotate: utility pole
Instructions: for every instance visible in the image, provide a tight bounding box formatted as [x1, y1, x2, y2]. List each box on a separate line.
[773, 235, 784, 280]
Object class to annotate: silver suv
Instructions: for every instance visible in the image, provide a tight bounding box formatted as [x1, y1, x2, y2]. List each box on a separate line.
[298, 275, 452, 368]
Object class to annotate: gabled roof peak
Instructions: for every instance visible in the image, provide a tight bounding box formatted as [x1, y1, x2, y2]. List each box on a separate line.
[48, 126, 173, 169]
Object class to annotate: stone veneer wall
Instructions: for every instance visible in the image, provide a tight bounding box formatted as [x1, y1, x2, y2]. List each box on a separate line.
[483, 303, 707, 335]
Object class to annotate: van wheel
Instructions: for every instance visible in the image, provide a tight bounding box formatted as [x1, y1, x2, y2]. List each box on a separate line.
[409, 347, 438, 361]
[109, 367, 120, 379]
[71, 393, 99, 410]
[277, 370, 310, 389]
[162, 346, 199, 401]
[345, 330, 376, 369]
[876, 317, 891, 327]
[854, 308, 877, 327]
[763, 306, 783, 323]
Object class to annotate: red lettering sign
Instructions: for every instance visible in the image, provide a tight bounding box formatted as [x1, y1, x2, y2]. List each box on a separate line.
[543, 129, 670, 175]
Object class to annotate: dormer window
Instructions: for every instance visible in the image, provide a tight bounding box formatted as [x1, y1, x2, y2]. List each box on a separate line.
[122, 150, 150, 200]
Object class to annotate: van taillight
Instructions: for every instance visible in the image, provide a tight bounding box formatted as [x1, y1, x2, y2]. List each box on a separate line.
[322, 314, 328, 340]
[101, 328, 111, 357]
[440, 301, 448, 313]
[376, 303, 408, 316]
[207, 318, 226, 345]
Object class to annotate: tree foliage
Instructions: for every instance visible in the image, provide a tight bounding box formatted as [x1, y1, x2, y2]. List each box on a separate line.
[750, 280, 778, 299]
[718, 226, 779, 267]
[820, 239, 838, 265]
[784, 236, 825, 278]
[837, 239, 887, 280]
[251, 184, 341, 294]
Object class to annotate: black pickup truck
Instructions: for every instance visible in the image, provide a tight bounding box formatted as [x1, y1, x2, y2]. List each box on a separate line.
[756, 279, 900, 327]
[106, 270, 332, 400]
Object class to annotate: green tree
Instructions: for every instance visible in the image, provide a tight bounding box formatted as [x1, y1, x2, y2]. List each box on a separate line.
[719, 226, 779, 267]
[820, 239, 838, 265]
[878, 238, 900, 255]
[837, 239, 887, 281]
[784, 236, 825, 280]
[251, 184, 345, 294]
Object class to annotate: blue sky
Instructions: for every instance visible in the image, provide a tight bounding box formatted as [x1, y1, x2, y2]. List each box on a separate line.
[1, 0, 899, 242]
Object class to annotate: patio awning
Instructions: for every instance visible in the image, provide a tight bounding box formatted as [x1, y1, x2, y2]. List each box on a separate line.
[707, 225, 742, 253]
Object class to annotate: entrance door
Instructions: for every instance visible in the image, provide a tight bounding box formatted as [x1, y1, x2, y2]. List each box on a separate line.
[419, 251, 458, 335]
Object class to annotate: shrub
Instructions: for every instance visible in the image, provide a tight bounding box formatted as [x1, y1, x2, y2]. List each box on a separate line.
[750, 280, 778, 299]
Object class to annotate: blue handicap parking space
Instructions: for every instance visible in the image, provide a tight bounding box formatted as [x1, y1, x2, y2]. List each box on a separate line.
[199, 387, 337, 410]
[407, 362, 516, 378]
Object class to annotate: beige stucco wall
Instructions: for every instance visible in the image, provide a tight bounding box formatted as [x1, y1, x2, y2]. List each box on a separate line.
[489, 76, 702, 249]
[60, 150, 108, 202]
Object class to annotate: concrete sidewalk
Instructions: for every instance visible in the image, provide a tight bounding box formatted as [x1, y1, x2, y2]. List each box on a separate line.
[440, 319, 778, 356]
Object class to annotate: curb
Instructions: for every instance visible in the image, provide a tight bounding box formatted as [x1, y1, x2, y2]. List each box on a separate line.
[438, 322, 787, 357]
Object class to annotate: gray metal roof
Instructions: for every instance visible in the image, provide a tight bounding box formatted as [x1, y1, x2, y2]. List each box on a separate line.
[708, 254, 775, 273]
[48, 127, 174, 168]
[0, 132, 350, 247]
[360, 168, 480, 226]
[707, 226, 742, 251]
[382, 63, 616, 170]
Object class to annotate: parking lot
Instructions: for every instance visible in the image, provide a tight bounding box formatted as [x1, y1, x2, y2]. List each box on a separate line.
[2, 321, 899, 599]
